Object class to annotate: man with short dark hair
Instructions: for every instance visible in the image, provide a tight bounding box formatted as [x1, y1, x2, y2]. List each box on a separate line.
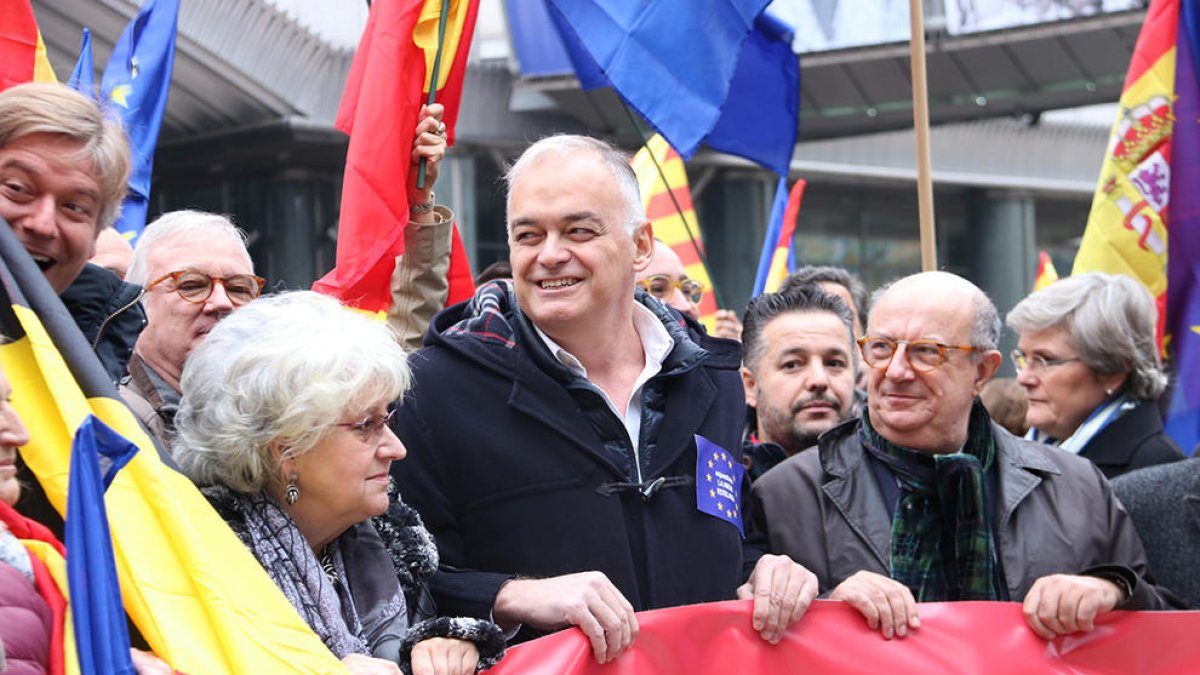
[750, 271, 1180, 641]
[740, 285, 857, 480]
[391, 134, 817, 664]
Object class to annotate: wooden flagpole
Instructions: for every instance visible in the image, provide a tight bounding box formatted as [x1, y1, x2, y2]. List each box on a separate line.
[909, 0, 937, 271]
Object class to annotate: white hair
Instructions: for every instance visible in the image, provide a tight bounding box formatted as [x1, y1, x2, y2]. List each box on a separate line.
[126, 210, 253, 286]
[173, 291, 410, 493]
[504, 134, 645, 234]
[1007, 272, 1166, 400]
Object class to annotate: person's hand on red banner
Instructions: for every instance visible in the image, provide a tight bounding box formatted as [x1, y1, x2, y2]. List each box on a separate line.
[1022, 573, 1124, 639]
[408, 102, 447, 222]
[829, 570, 920, 640]
[493, 572, 638, 664]
[736, 554, 818, 644]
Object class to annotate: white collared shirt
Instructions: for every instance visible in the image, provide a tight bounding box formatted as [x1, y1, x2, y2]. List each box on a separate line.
[534, 304, 674, 479]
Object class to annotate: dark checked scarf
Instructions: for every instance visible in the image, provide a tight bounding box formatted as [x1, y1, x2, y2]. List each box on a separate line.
[861, 403, 1003, 602]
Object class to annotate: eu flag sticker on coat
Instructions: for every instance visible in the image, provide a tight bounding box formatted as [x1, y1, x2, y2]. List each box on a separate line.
[695, 435, 744, 536]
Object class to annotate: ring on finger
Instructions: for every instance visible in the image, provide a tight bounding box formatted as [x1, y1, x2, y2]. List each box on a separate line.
[435, 121, 447, 136]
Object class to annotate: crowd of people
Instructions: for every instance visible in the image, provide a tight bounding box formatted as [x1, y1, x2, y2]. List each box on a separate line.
[1, 79, 1197, 673]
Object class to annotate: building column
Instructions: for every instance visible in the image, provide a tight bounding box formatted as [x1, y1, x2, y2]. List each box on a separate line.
[965, 188, 1037, 375]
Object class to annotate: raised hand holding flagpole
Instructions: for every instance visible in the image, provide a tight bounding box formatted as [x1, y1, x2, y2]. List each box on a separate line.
[416, 0, 451, 189]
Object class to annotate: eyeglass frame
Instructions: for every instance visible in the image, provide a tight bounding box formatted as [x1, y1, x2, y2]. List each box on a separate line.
[146, 269, 266, 306]
[637, 274, 705, 303]
[1010, 349, 1082, 373]
[856, 335, 981, 373]
[336, 408, 397, 444]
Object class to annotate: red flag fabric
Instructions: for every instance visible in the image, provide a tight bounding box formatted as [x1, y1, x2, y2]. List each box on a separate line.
[314, 0, 479, 313]
[0, 0, 56, 90]
[487, 599, 1200, 674]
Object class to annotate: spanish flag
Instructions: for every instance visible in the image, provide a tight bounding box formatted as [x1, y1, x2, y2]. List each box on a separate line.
[314, 0, 480, 314]
[753, 177, 806, 296]
[1073, 0, 1177, 344]
[630, 134, 719, 331]
[1073, 0, 1200, 453]
[0, 223, 343, 673]
[1033, 251, 1059, 292]
[0, 0, 56, 90]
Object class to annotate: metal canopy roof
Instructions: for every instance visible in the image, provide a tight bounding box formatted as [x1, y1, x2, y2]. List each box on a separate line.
[516, 9, 1145, 143]
[31, 0, 351, 140]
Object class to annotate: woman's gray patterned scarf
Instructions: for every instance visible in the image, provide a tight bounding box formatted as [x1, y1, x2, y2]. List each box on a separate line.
[233, 491, 407, 659]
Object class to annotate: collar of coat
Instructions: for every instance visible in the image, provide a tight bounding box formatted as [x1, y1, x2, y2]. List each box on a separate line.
[203, 480, 438, 590]
[430, 279, 739, 376]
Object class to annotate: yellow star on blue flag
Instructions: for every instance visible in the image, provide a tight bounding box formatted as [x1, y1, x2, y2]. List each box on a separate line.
[694, 434, 745, 536]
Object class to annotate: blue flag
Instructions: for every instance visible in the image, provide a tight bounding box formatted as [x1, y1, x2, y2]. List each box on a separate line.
[705, 12, 799, 175]
[1167, 2, 1200, 455]
[67, 28, 94, 95]
[546, 0, 798, 169]
[65, 415, 139, 675]
[100, 0, 180, 243]
[752, 176, 793, 296]
[695, 435, 744, 536]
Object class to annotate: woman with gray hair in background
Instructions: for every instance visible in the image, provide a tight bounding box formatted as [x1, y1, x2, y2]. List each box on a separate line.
[174, 291, 504, 675]
[1007, 272, 1184, 479]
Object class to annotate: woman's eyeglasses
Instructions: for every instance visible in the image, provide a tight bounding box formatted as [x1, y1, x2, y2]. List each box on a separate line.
[1010, 349, 1081, 373]
[337, 409, 397, 444]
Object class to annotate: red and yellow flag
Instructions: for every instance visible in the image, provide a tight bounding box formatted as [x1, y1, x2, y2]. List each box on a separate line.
[630, 134, 718, 330]
[1033, 251, 1059, 292]
[1073, 0, 1178, 344]
[0, 0, 56, 90]
[314, 0, 480, 314]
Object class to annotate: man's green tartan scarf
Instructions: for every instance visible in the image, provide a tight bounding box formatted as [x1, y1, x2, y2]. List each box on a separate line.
[860, 404, 1004, 601]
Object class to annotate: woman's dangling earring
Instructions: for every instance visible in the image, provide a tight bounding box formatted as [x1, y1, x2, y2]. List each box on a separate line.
[285, 472, 300, 505]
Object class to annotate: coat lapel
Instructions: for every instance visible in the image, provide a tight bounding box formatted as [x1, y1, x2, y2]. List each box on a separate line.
[995, 428, 1061, 533]
[820, 425, 891, 571]
[507, 356, 629, 478]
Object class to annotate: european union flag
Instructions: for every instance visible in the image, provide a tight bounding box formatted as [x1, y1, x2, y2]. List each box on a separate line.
[695, 435, 744, 536]
[1167, 1, 1200, 455]
[67, 28, 94, 95]
[100, 0, 180, 243]
[546, 0, 799, 174]
[65, 415, 139, 675]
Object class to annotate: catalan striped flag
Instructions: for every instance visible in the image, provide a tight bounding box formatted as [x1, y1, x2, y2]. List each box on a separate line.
[0, 0, 56, 90]
[0, 222, 342, 672]
[1033, 251, 1059, 292]
[629, 134, 718, 330]
[752, 177, 806, 296]
[314, 0, 480, 315]
[1073, 0, 1199, 453]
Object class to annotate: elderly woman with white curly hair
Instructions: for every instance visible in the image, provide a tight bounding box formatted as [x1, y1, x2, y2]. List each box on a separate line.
[173, 291, 505, 675]
[1006, 272, 1185, 479]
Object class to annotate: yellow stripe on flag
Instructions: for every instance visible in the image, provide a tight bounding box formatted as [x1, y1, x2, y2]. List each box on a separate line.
[415, 0, 468, 92]
[630, 134, 718, 330]
[33, 30, 55, 82]
[1074, 48, 1175, 299]
[1, 304, 346, 674]
[23, 539, 80, 675]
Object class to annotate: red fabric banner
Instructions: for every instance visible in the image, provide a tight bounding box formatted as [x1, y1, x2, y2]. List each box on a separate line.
[488, 599, 1200, 674]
